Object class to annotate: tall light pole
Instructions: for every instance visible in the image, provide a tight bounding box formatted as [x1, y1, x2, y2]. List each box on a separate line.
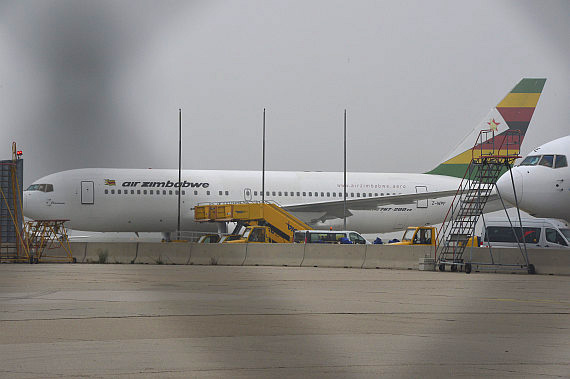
[177, 108, 182, 241]
[343, 109, 347, 230]
[262, 108, 266, 204]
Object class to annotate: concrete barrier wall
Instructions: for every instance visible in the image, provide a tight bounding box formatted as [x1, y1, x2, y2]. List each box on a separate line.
[84, 243, 138, 264]
[465, 247, 570, 275]
[467, 247, 527, 272]
[244, 244, 304, 266]
[301, 244, 366, 268]
[363, 245, 433, 270]
[188, 244, 247, 266]
[135, 242, 191, 265]
[70, 242, 88, 262]
[527, 248, 570, 275]
[62, 242, 569, 275]
[40, 242, 87, 262]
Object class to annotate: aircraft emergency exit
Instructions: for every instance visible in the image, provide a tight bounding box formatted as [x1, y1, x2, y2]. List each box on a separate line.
[24, 78, 547, 236]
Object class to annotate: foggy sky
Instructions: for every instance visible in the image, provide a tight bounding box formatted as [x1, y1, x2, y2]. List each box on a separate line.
[1, 0, 568, 186]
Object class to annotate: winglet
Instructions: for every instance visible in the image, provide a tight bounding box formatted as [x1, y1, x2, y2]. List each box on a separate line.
[426, 78, 546, 178]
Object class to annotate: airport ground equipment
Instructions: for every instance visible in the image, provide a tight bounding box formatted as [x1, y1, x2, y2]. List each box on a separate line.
[435, 129, 533, 274]
[390, 227, 438, 247]
[194, 201, 312, 243]
[219, 234, 242, 243]
[197, 234, 221, 243]
[224, 225, 272, 243]
[390, 226, 479, 248]
[0, 143, 31, 263]
[24, 219, 74, 263]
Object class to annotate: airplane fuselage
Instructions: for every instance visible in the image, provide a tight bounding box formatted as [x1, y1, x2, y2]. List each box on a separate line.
[24, 168, 465, 234]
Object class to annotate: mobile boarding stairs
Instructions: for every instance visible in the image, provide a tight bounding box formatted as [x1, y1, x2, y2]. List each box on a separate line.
[435, 129, 534, 274]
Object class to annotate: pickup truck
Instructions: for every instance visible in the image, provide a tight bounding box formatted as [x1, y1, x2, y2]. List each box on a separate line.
[390, 227, 437, 246]
[389, 226, 480, 247]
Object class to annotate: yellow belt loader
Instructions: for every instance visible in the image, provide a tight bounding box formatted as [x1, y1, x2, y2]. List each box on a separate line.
[194, 202, 312, 243]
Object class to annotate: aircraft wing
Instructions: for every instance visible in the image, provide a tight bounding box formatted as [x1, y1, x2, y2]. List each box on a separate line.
[283, 189, 460, 223]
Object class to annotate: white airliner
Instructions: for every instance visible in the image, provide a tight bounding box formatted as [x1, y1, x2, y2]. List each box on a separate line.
[496, 135, 569, 223]
[23, 78, 547, 238]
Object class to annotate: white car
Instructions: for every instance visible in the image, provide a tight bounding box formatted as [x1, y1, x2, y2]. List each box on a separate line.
[293, 230, 370, 244]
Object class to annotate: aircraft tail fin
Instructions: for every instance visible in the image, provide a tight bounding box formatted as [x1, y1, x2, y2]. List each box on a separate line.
[426, 78, 546, 178]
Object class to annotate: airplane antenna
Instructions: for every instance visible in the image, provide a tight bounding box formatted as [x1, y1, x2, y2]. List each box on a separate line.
[262, 108, 266, 204]
[343, 109, 347, 230]
[177, 108, 182, 241]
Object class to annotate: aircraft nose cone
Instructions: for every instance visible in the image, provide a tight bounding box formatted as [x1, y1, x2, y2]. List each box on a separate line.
[496, 169, 523, 206]
[23, 191, 44, 220]
[23, 192, 33, 218]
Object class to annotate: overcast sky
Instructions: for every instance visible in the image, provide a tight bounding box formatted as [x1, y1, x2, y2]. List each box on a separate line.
[1, 0, 568, 186]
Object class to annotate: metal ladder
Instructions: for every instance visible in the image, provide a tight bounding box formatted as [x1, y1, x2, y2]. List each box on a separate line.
[436, 129, 520, 273]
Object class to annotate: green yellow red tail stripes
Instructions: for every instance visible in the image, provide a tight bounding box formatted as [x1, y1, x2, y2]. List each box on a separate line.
[426, 78, 546, 178]
[496, 78, 545, 135]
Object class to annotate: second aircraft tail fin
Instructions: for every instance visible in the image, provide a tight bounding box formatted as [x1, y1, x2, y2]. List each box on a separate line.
[426, 78, 546, 178]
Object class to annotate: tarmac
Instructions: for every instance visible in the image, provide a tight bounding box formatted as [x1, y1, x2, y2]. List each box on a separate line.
[0, 264, 569, 378]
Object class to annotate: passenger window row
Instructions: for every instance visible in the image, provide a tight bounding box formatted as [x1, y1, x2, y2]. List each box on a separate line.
[104, 188, 400, 198]
[104, 189, 230, 196]
[251, 191, 397, 198]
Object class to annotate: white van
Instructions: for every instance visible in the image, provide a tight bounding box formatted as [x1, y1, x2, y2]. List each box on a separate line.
[293, 230, 369, 244]
[482, 218, 570, 248]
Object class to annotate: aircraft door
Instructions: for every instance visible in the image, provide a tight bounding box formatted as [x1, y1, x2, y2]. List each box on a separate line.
[81, 181, 94, 204]
[244, 188, 252, 201]
[415, 186, 428, 208]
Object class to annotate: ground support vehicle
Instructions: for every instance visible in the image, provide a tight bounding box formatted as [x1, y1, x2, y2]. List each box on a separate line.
[197, 234, 221, 243]
[389, 226, 479, 248]
[194, 202, 311, 243]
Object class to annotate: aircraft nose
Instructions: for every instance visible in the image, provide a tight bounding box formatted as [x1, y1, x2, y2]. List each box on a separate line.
[496, 169, 523, 206]
[23, 191, 33, 218]
[23, 191, 44, 220]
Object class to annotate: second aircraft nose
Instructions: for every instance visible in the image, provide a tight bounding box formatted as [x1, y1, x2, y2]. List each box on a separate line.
[23, 191, 38, 220]
[496, 169, 524, 206]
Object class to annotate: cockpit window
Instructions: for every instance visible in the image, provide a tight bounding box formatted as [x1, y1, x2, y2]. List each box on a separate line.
[25, 184, 54, 192]
[538, 155, 554, 168]
[519, 155, 540, 166]
[555, 155, 567, 168]
[520, 154, 567, 169]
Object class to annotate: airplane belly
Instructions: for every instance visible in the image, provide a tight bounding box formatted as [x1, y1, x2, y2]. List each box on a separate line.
[520, 191, 570, 221]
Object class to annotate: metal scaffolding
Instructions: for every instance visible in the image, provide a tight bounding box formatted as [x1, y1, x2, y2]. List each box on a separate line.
[1, 143, 74, 263]
[0, 142, 30, 263]
[24, 219, 74, 263]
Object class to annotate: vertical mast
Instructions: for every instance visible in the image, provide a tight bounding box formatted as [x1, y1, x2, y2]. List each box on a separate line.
[262, 108, 266, 204]
[343, 109, 347, 230]
[177, 108, 182, 240]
